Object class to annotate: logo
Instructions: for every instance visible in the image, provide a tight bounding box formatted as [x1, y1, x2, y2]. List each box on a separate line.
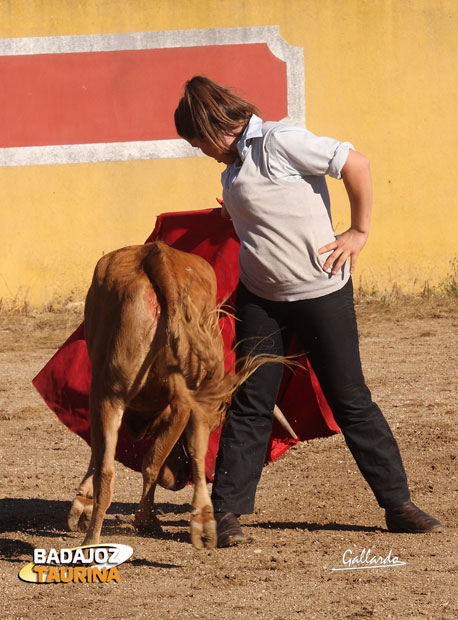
[18, 543, 133, 584]
[331, 548, 406, 572]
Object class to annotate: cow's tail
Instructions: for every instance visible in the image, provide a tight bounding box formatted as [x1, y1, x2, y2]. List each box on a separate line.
[142, 241, 299, 423]
[169, 298, 301, 428]
[142, 242, 226, 410]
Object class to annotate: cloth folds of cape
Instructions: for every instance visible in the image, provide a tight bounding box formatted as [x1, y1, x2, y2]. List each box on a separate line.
[32, 208, 339, 480]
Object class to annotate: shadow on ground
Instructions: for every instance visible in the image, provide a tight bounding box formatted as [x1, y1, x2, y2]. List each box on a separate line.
[0, 497, 193, 546]
[247, 520, 382, 533]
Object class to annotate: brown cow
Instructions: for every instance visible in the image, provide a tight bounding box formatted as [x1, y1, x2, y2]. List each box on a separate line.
[67, 241, 290, 549]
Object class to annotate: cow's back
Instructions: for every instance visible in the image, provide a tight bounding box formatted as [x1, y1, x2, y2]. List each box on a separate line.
[84, 241, 222, 412]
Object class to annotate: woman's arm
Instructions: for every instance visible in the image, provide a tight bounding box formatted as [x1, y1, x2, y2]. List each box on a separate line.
[221, 203, 231, 220]
[318, 149, 372, 275]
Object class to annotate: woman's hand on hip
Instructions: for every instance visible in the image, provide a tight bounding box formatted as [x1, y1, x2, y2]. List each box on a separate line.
[318, 228, 368, 275]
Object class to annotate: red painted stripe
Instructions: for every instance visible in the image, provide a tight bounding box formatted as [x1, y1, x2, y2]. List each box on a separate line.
[0, 44, 287, 147]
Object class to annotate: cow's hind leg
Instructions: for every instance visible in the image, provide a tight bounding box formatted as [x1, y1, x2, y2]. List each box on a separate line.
[82, 396, 124, 546]
[186, 409, 216, 550]
[68, 453, 95, 532]
[134, 405, 191, 535]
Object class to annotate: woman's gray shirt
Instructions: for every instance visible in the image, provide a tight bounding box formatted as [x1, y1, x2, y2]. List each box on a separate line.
[221, 114, 353, 301]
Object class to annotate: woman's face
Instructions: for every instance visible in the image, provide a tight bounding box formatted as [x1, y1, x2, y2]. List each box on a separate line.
[189, 134, 240, 165]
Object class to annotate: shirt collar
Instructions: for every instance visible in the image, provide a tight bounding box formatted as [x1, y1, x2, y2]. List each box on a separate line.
[236, 114, 263, 161]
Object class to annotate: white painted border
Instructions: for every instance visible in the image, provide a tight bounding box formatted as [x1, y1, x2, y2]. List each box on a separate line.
[0, 26, 304, 167]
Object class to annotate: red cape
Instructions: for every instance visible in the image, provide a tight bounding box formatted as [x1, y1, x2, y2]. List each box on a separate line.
[32, 208, 339, 480]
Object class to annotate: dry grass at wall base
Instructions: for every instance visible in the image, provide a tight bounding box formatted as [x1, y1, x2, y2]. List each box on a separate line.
[354, 258, 458, 306]
[2, 283, 457, 320]
[3, 258, 457, 316]
[0, 293, 85, 316]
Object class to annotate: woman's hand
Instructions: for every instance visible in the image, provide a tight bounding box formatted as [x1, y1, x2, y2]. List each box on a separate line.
[216, 197, 232, 220]
[318, 228, 368, 275]
[221, 203, 231, 220]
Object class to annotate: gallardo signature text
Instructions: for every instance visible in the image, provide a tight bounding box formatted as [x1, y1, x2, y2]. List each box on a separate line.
[331, 548, 406, 571]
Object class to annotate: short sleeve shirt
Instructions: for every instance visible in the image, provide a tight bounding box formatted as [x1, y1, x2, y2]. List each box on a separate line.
[221, 115, 354, 301]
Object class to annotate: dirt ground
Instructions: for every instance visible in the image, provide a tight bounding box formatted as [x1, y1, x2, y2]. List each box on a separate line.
[0, 296, 457, 620]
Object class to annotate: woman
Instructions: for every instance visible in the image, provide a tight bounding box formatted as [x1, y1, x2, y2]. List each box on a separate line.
[174, 76, 442, 547]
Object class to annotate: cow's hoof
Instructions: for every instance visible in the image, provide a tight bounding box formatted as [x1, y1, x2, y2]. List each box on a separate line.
[67, 495, 93, 532]
[134, 512, 163, 536]
[82, 533, 100, 546]
[190, 506, 217, 550]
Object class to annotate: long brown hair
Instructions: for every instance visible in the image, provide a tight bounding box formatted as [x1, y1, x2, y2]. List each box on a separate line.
[174, 75, 260, 153]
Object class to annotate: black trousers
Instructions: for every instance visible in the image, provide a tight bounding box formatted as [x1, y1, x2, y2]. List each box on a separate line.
[211, 279, 410, 514]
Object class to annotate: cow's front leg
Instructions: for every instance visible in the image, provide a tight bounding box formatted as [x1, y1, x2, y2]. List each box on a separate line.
[186, 409, 216, 550]
[134, 405, 190, 534]
[68, 453, 95, 532]
[82, 396, 123, 546]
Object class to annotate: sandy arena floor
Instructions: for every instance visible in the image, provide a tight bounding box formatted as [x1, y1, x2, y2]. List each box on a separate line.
[0, 297, 457, 619]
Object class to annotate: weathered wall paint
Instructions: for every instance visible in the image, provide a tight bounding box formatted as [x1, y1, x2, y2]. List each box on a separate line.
[0, 38, 291, 148]
[1, 0, 457, 305]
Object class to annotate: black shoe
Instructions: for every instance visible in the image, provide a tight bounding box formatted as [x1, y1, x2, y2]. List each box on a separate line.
[215, 512, 246, 548]
[385, 501, 444, 533]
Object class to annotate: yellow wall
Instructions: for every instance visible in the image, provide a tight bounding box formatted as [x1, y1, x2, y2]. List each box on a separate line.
[1, 0, 457, 305]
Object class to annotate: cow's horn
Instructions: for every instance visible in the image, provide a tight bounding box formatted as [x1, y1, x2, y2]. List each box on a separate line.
[273, 404, 298, 440]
